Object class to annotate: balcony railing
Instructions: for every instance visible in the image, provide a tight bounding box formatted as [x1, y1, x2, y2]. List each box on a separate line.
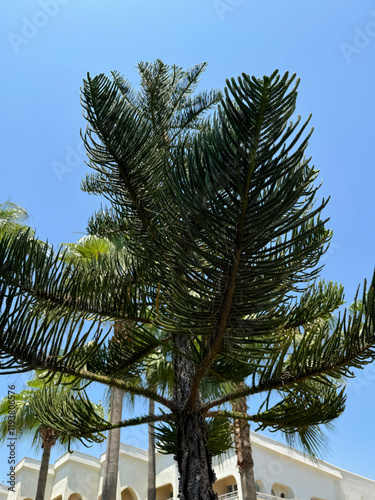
[256, 494, 300, 500]
[218, 492, 239, 500]
[163, 494, 301, 500]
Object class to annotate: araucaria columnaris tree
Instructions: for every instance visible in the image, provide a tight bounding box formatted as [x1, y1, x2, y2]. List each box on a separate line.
[1, 63, 375, 500]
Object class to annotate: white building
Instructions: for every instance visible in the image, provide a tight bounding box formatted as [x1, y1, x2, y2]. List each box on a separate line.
[0, 432, 374, 500]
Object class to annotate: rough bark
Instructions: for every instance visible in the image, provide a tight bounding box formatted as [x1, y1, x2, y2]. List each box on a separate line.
[101, 386, 124, 500]
[173, 335, 217, 500]
[148, 397, 157, 500]
[231, 387, 257, 500]
[35, 427, 58, 500]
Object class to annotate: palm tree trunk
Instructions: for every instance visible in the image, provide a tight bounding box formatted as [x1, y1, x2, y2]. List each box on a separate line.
[173, 335, 217, 500]
[148, 397, 156, 500]
[35, 428, 57, 500]
[102, 386, 124, 500]
[231, 388, 257, 500]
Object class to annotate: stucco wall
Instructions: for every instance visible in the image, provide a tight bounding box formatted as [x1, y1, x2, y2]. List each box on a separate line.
[334, 467, 375, 500]
[8, 458, 54, 500]
[118, 449, 148, 500]
[51, 452, 101, 500]
[0, 485, 10, 500]
[8, 435, 375, 500]
[155, 452, 177, 497]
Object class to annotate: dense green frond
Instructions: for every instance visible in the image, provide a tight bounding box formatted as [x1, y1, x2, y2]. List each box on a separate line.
[250, 385, 346, 430]
[0, 231, 153, 322]
[130, 60, 220, 141]
[150, 72, 331, 404]
[86, 323, 162, 377]
[0, 373, 97, 451]
[29, 386, 107, 445]
[155, 416, 233, 457]
[30, 386, 173, 443]
[81, 62, 221, 260]
[80, 71, 165, 238]
[284, 280, 345, 329]
[160, 74, 329, 333]
[250, 385, 344, 457]
[203, 273, 375, 411]
[86, 206, 130, 239]
[0, 230, 158, 375]
[206, 384, 343, 458]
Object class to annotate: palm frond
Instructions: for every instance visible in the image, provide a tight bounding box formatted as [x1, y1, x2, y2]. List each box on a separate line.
[0, 201, 30, 238]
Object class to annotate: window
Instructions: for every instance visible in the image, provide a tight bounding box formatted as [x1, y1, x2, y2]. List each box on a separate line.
[226, 484, 238, 493]
[271, 482, 294, 499]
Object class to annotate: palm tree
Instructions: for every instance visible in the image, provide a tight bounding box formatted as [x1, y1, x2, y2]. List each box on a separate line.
[102, 385, 124, 500]
[0, 378, 59, 500]
[0, 201, 29, 237]
[0, 373, 104, 500]
[148, 397, 156, 500]
[62, 234, 126, 500]
[231, 387, 257, 500]
[0, 205, 108, 499]
[63, 234, 167, 500]
[1, 65, 375, 500]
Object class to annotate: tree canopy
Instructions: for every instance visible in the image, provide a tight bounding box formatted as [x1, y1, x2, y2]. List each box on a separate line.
[1, 61, 375, 500]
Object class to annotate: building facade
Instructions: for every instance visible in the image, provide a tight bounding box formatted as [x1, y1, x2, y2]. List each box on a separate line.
[0, 432, 374, 500]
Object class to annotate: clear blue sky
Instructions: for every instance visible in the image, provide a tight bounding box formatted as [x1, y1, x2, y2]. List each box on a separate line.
[1, 0, 375, 486]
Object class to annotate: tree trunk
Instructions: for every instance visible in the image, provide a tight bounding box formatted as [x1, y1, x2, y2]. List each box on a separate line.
[35, 428, 58, 500]
[231, 388, 257, 500]
[173, 335, 217, 500]
[148, 397, 156, 500]
[101, 387, 124, 500]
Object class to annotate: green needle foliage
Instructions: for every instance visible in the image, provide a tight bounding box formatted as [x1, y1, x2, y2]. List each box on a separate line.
[1, 62, 375, 500]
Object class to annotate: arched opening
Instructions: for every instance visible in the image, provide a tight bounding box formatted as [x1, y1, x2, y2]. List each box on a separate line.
[271, 482, 294, 499]
[68, 494, 83, 500]
[213, 475, 238, 498]
[156, 483, 174, 500]
[121, 486, 138, 500]
[52, 496, 63, 500]
[255, 479, 265, 493]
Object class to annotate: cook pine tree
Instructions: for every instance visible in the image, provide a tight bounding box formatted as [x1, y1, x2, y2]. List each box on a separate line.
[1, 62, 375, 500]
